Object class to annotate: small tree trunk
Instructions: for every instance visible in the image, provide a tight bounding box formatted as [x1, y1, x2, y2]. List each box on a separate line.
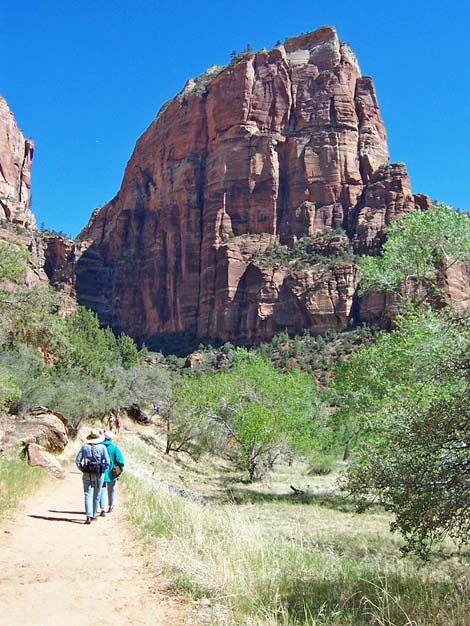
[165, 415, 172, 454]
[248, 451, 265, 482]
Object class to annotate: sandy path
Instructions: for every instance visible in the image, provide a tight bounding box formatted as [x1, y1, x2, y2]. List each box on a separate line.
[0, 467, 194, 626]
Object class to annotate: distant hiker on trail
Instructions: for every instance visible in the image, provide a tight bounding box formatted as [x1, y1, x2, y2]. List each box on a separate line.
[99, 431, 125, 515]
[115, 413, 122, 435]
[76, 429, 110, 524]
[107, 413, 115, 432]
[152, 403, 160, 415]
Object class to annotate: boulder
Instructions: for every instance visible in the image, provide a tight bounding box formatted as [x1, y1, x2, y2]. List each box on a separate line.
[26, 443, 66, 479]
[184, 352, 206, 368]
[0, 411, 68, 456]
[126, 403, 151, 424]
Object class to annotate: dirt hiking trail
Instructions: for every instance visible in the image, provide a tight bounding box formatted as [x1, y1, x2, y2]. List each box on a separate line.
[0, 467, 195, 626]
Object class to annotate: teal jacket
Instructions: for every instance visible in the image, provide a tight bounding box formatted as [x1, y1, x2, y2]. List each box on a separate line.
[102, 438, 125, 483]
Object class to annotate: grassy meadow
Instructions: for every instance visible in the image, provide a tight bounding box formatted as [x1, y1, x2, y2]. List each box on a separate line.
[120, 428, 469, 626]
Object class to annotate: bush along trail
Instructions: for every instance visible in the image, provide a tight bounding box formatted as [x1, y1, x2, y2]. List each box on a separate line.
[0, 464, 195, 626]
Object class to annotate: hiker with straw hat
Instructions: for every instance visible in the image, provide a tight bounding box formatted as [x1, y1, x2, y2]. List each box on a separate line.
[76, 429, 110, 524]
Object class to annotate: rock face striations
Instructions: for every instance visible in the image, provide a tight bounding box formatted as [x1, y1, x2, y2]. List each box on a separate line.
[75, 26, 428, 344]
[0, 97, 35, 229]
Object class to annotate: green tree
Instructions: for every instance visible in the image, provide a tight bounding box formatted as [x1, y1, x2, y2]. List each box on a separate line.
[0, 240, 29, 282]
[346, 386, 470, 558]
[0, 344, 56, 414]
[2, 285, 66, 356]
[106, 362, 174, 412]
[358, 203, 470, 304]
[169, 350, 321, 480]
[0, 366, 20, 408]
[0, 240, 31, 344]
[117, 332, 139, 368]
[62, 306, 120, 382]
[330, 309, 454, 457]
[337, 310, 470, 557]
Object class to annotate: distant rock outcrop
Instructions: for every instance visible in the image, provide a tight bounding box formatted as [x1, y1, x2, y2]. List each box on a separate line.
[74, 26, 431, 344]
[0, 97, 35, 229]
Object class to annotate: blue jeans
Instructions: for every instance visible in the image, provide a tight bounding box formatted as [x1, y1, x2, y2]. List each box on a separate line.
[100, 481, 116, 510]
[82, 472, 105, 518]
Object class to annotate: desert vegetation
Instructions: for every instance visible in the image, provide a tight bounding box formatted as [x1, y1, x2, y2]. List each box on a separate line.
[0, 238, 173, 429]
[253, 228, 356, 271]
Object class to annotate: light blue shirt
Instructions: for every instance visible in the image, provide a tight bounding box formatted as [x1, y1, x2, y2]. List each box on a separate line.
[76, 443, 110, 472]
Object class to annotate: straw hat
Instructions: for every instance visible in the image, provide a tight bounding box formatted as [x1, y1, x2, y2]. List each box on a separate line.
[85, 429, 105, 444]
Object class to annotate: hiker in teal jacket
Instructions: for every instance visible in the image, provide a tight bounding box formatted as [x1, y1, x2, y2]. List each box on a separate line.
[99, 431, 125, 516]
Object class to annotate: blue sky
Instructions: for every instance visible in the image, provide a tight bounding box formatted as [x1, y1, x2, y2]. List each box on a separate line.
[3, 0, 469, 237]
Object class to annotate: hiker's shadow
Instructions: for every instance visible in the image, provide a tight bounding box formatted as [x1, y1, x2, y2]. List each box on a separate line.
[28, 514, 84, 524]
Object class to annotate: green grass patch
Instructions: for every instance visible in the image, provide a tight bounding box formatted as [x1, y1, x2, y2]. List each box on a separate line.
[0, 449, 47, 515]
[307, 453, 338, 476]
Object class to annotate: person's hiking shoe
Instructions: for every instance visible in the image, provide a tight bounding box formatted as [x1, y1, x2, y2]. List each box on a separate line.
[100, 510, 106, 517]
[85, 517, 92, 525]
[108, 506, 114, 513]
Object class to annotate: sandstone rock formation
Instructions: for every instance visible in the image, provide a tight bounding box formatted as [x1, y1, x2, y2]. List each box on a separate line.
[0, 224, 81, 317]
[74, 27, 431, 344]
[26, 442, 66, 478]
[0, 97, 35, 229]
[0, 409, 68, 456]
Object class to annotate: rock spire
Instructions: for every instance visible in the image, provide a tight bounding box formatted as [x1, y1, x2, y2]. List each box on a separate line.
[74, 26, 429, 343]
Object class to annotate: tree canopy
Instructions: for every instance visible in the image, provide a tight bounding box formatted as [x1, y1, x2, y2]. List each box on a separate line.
[341, 311, 470, 557]
[334, 205, 470, 556]
[358, 203, 470, 304]
[168, 350, 322, 480]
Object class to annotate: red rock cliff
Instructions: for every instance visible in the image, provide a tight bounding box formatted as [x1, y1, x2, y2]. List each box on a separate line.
[75, 26, 427, 343]
[0, 97, 35, 229]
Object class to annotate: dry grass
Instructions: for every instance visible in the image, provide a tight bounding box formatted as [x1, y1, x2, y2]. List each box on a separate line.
[119, 429, 470, 626]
